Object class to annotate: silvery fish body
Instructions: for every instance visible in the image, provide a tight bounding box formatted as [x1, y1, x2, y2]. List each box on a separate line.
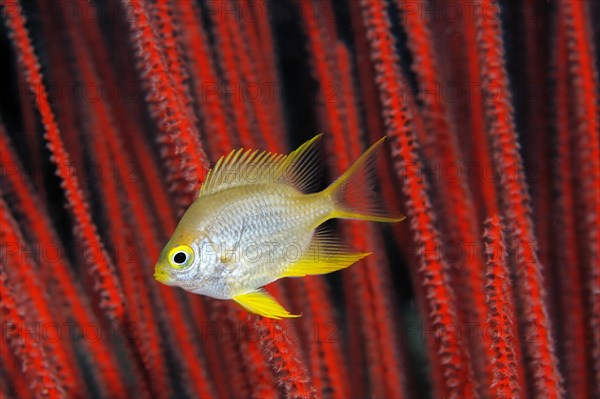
[162, 185, 330, 299]
[154, 135, 403, 319]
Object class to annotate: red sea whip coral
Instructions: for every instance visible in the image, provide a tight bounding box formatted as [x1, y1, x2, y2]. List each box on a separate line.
[473, 1, 562, 397]
[1, 1, 599, 398]
[482, 216, 523, 399]
[359, 0, 477, 397]
[3, 1, 126, 322]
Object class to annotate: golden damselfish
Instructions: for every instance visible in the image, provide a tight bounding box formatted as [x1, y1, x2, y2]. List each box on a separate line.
[154, 135, 404, 319]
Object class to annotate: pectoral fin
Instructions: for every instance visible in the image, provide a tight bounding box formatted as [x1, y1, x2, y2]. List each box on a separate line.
[233, 289, 300, 319]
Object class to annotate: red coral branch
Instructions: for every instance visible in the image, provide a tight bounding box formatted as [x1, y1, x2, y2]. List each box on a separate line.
[455, 0, 500, 220]
[91, 7, 219, 390]
[483, 216, 524, 399]
[186, 298, 232, 399]
[344, 16, 419, 396]
[338, 40, 407, 399]
[231, 304, 279, 399]
[0, 266, 65, 398]
[358, 0, 477, 397]
[0, 126, 129, 397]
[207, 0, 257, 148]
[36, 0, 89, 195]
[559, 2, 600, 395]
[243, 0, 287, 139]
[551, 10, 590, 396]
[173, 0, 236, 155]
[224, 0, 280, 151]
[473, 1, 563, 397]
[207, 301, 252, 398]
[54, 2, 170, 393]
[0, 198, 82, 396]
[101, 114, 217, 398]
[296, 4, 407, 398]
[295, 3, 365, 398]
[99, 97, 217, 398]
[121, 0, 209, 211]
[255, 318, 317, 399]
[2, 0, 126, 321]
[1, 339, 32, 398]
[71, 0, 178, 230]
[148, 0, 200, 142]
[394, 0, 492, 392]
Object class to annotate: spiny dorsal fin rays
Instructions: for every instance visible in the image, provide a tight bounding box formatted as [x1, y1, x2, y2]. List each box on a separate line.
[198, 134, 324, 197]
[199, 148, 285, 196]
[280, 134, 324, 193]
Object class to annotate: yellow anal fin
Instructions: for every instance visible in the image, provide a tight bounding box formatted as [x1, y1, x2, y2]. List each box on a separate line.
[280, 230, 371, 278]
[280, 251, 370, 277]
[233, 289, 300, 319]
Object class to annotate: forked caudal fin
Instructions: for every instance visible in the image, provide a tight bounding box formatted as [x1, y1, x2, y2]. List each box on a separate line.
[323, 137, 405, 223]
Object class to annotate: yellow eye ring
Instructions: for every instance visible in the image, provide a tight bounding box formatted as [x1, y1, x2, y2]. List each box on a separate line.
[168, 245, 194, 269]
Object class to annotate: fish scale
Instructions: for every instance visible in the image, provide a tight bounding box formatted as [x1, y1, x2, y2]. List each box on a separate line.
[204, 186, 328, 297]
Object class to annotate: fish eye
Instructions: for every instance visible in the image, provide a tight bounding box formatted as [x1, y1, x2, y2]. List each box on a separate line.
[168, 245, 194, 269]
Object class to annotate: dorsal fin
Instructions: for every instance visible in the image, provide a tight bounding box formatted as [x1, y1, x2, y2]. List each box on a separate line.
[198, 134, 324, 197]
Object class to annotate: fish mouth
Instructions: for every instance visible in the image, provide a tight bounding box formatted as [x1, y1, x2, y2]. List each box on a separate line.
[153, 268, 171, 284]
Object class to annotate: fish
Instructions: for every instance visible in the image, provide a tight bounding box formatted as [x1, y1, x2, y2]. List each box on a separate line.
[153, 135, 404, 319]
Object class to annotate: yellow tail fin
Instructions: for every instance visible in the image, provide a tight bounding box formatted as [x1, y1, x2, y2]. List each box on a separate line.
[323, 137, 405, 223]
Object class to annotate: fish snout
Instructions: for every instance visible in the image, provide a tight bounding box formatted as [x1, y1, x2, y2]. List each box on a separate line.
[154, 246, 175, 284]
[153, 264, 171, 284]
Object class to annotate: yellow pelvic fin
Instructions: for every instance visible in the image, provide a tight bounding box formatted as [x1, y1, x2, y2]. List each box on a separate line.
[323, 137, 405, 223]
[280, 229, 371, 278]
[199, 134, 324, 197]
[233, 289, 300, 319]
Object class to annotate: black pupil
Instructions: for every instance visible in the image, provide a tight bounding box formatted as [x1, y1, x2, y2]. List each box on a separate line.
[173, 252, 187, 264]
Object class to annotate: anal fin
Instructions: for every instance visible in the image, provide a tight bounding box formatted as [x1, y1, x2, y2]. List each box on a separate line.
[233, 289, 300, 319]
[280, 229, 371, 278]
